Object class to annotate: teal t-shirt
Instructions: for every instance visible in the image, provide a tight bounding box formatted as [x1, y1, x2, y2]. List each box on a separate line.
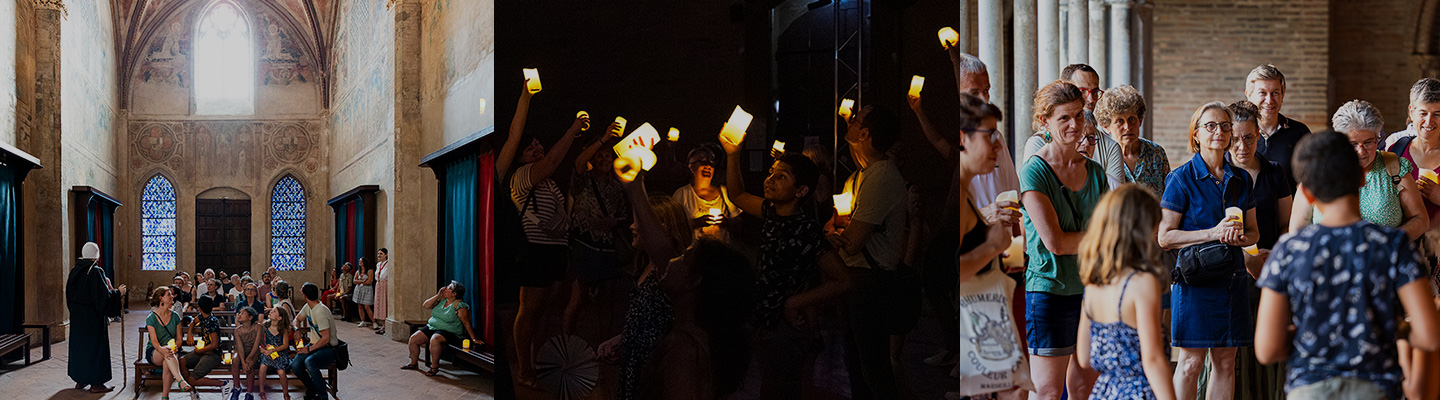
[1019, 155, 1109, 295]
[145, 310, 181, 354]
[426, 299, 470, 336]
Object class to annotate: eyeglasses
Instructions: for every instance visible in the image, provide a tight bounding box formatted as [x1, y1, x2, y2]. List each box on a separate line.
[1200, 122, 1234, 133]
[968, 128, 1004, 143]
[1080, 135, 1099, 144]
[1083, 88, 1104, 97]
[1352, 138, 1379, 149]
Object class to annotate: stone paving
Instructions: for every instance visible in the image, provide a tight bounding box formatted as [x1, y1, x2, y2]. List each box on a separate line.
[0, 304, 494, 400]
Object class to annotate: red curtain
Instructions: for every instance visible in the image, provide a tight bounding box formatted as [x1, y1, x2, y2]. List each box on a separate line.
[477, 151, 496, 347]
[345, 202, 356, 267]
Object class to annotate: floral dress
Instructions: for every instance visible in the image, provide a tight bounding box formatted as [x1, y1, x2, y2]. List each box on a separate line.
[260, 327, 291, 370]
[1089, 273, 1164, 399]
[618, 271, 674, 400]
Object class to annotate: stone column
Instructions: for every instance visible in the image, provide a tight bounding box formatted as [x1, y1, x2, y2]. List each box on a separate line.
[389, 0, 438, 340]
[1089, 0, 1107, 87]
[1068, 0, 1087, 65]
[1038, 0, 1060, 84]
[956, 0, 971, 54]
[979, 0, 1006, 134]
[1015, 0, 1037, 147]
[1109, 0, 1133, 86]
[25, 0, 66, 343]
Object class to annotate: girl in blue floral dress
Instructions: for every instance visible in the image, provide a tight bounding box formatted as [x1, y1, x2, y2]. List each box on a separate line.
[1076, 185, 1177, 400]
[259, 306, 293, 400]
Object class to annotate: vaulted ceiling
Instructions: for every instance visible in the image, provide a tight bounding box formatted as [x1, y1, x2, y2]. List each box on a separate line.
[110, 0, 339, 108]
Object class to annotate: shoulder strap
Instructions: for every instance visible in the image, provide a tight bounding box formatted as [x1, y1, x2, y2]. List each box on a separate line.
[1117, 272, 1136, 316]
[1379, 151, 1403, 186]
[1389, 135, 1416, 155]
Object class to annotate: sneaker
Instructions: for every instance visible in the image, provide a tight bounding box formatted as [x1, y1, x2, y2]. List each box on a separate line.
[357, 322, 370, 328]
[923, 350, 958, 366]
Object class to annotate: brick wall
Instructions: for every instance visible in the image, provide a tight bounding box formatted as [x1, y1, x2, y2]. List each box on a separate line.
[1150, 0, 1329, 164]
[1330, 0, 1424, 135]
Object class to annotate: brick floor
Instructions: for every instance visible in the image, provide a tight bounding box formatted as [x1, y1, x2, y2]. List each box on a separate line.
[0, 304, 494, 400]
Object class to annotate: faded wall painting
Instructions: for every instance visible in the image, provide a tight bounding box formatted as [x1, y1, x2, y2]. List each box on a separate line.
[61, 0, 120, 193]
[131, 13, 194, 115]
[420, 0, 494, 149]
[255, 12, 319, 115]
[329, 0, 394, 194]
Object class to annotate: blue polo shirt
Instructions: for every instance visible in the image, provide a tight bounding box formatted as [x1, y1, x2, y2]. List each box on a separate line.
[1161, 153, 1256, 233]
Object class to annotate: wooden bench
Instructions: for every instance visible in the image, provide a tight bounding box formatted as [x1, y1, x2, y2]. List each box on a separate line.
[403, 320, 494, 372]
[134, 326, 338, 396]
[0, 333, 31, 367]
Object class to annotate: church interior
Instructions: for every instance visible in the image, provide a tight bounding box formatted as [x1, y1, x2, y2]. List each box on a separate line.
[0, 0, 495, 399]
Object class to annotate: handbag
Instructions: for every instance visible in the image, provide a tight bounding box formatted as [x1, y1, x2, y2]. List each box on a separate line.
[1175, 241, 1242, 286]
[956, 265, 1035, 396]
[332, 339, 351, 370]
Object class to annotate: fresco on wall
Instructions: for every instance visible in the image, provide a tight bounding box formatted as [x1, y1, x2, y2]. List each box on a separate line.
[420, 0, 494, 146]
[61, 0, 119, 181]
[141, 21, 189, 87]
[330, 0, 394, 179]
[258, 13, 312, 86]
[129, 120, 325, 179]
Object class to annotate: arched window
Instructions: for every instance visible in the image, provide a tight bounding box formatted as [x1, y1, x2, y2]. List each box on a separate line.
[193, 1, 253, 115]
[270, 175, 305, 270]
[141, 175, 177, 271]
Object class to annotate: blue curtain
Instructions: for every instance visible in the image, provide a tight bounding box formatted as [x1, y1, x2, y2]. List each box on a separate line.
[101, 203, 114, 278]
[442, 155, 479, 330]
[0, 166, 17, 334]
[354, 198, 365, 266]
[335, 205, 347, 266]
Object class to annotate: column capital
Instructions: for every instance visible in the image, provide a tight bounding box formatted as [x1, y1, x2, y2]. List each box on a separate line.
[33, 0, 67, 16]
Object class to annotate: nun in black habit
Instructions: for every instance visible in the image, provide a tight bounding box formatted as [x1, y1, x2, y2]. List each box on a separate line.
[66, 242, 126, 393]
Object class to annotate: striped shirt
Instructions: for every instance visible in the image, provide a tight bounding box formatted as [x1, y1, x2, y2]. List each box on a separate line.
[510, 164, 569, 246]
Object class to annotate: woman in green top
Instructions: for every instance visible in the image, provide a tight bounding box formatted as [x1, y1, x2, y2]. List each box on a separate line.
[402, 281, 478, 376]
[1020, 80, 1109, 400]
[1290, 100, 1429, 240]
[146, 286, 196, 399]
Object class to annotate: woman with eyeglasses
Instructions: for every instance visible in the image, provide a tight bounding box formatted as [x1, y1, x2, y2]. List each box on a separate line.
[1019, 80, 1110, 400]
[1289, 100, 1429, 240]
[672, 145, 741, 240]
[1076, 113, 1123, 189]
[1158, 101, 1259, 400]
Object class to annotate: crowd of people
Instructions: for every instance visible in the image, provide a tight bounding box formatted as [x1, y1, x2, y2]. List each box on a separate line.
[130, 255, 476, 400]
[499, 32, 1440, 399]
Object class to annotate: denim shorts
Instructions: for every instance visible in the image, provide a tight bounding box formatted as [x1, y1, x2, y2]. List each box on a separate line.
[1026, 291, 1082, 356]
[1288, 377, 1389, 400]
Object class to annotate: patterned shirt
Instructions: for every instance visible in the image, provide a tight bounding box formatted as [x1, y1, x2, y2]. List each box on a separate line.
[1121, 138, 1171, 196]
[194, 314, 220, 344]
[511, 163, 569, 246]
[753, 201, 829, 329]
[1257, 221, 1426, 399]
[1312, 153, 1412, 229]
[570, 172, 631, 250]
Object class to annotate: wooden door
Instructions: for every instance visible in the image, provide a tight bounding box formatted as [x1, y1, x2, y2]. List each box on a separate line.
[196, 198, 249, 277]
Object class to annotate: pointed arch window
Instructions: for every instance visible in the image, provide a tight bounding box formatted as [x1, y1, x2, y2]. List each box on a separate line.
[271, 175, 306, 270]
[141, 175, 177, 270]
[193, 1, 254, 115]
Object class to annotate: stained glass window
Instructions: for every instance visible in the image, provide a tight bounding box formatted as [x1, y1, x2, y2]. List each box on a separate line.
[194, 2, 254, 115]
[271, 175, 305, 270]
[141, 175, 177, 271]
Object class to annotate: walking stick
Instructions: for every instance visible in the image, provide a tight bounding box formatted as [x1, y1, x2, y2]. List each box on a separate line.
[118, 287, 129, 397]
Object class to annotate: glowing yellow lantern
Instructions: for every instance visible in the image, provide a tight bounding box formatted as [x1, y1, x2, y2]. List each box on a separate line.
[908, 75, 925, 98]
[196, 338, 205, 350]
[613, 123, 663, 156]
[462, 339, 471, 350]
[522, 68, 542, 93]
[667, 128, 680, 142]
[1244, 245, 1259, 256]
[995, 190, 1019, 210]
[1225, 207, 1243, 224]
[1423, 169, 1439, 183]
[709, 208, 723, 218]
[719, 106, 754, 146]
[938, 27, 959, 48]
[833, 193, 854, 216]
[1003, 236, 1026, 268]
[838, 98, 855, 121]
[167, 339, 176, 351]
[613, 147, 658, 183]
[223, 352, 232, 365]
[772, 140, 786, 153]
[576, 111, 590, 130]
[479, 98, 486, 115]
[614, 116, 627, 132]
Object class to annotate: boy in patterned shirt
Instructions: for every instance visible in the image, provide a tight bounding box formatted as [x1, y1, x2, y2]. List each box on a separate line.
[722, 135, 849, 399]
[1255, 130, 1440, 399]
